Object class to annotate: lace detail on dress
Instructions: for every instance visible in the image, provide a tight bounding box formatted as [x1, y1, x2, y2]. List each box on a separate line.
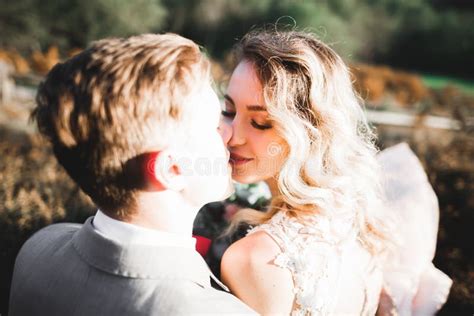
[247, 211, 358, 316]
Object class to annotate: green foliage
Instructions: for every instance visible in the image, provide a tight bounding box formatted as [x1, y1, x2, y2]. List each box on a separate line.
[422, 75, 474, 95]
[160, 0, 278, 57]
[0, 0, 473, 77]
[377, 1, 474, 78]
[0, 0, 46, 50]
[39, 0, 167, 49]
[0, 0, 166, 51]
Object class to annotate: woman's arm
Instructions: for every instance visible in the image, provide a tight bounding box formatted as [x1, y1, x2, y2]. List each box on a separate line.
[221, 230, 294, 315]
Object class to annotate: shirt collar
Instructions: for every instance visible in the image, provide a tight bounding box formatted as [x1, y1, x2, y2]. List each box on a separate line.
[72, 217, 213, 288]
[93, 210, 196, 249]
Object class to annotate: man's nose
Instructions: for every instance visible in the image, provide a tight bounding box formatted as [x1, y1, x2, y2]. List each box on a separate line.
[218, 118, 232, 145]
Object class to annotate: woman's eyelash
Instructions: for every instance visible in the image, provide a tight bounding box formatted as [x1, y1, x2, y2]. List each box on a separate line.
[251, 120, 273, 130]
[221, 110, 273, 130]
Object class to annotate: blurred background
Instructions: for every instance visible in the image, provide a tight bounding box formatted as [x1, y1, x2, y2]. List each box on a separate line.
[0, 0, 473, 314]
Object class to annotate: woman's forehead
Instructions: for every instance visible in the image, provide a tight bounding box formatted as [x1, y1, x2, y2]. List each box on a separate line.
[228, 61, 264, 105]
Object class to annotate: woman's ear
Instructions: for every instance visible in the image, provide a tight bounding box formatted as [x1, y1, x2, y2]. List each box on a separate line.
[149, 150, 186, 192]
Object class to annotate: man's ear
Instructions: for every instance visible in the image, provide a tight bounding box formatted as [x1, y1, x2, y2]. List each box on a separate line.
[149, 150, 186, 191]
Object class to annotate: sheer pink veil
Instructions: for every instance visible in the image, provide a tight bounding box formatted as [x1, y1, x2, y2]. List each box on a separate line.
[377, 143, 452, 315]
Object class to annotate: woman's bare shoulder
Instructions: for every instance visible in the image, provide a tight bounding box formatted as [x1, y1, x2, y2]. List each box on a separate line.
[221, 230, 294, 314]
[223, 230, 281, 266]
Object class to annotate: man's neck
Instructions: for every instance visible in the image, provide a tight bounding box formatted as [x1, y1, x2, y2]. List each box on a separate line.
[123, 191, 200, 236]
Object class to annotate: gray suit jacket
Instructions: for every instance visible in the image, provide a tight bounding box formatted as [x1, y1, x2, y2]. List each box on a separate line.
[9, 217, 255, 315]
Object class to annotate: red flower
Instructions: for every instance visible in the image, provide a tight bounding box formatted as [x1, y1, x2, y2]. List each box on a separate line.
[193, 235, 212, 257]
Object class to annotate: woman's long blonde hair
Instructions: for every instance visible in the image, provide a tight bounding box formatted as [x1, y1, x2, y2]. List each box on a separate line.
[228, 29, 393, 256]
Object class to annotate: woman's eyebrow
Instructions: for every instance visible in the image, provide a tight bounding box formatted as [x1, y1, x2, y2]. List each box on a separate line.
[224, 94, 266, 111]
[246, 105, 267, 112]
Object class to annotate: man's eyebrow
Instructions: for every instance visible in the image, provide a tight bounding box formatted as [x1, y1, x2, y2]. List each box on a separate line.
[224, 95, 266, 112]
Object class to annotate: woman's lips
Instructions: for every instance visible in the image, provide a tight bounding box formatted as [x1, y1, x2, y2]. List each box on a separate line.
[230, 153, 253, 166]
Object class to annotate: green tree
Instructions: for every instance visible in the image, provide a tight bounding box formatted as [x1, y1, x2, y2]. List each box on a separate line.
[0, 0, 46, 50]
[35, 0, 167, 50]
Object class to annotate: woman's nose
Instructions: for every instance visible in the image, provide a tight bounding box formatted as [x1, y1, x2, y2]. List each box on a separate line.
[227, 118, 246, 147]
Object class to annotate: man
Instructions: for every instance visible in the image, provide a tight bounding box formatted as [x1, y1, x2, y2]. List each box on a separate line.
[9, 33, 255, 315]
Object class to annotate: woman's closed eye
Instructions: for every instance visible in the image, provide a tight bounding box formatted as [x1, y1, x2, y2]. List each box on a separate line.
[221, 109, 273, 130]
[251, 119, 273, 130]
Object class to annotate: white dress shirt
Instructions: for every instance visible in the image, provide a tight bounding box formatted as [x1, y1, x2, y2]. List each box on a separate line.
[92, 210, 196, 249]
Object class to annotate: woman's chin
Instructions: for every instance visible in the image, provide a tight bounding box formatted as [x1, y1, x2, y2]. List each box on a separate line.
[231, 172, 266, 184]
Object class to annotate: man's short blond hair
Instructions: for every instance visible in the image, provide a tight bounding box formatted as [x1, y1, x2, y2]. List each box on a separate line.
[32, 33, 210, 218]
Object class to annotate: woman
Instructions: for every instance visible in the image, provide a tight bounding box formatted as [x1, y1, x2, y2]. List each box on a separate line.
[220, 29, 451, 315]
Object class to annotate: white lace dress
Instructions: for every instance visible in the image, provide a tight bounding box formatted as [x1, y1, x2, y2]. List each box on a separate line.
[247, 143, 452, 316]
[248, 210, 383, 316]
